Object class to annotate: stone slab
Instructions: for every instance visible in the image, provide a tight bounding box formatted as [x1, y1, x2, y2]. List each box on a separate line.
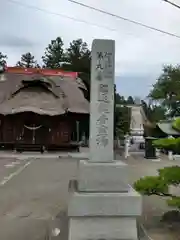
[78, 160, 129, 192]
[89, 39, 115, 162]
[69, 217, 138, 240]
[68, 181, 142, 217]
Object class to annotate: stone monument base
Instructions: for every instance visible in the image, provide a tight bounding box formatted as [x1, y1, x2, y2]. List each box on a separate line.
[68, 160, 142, 240]
[69, 217, 138, 240]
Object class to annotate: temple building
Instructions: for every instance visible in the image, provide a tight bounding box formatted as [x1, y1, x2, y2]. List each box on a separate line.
[0, 67, 89, 152]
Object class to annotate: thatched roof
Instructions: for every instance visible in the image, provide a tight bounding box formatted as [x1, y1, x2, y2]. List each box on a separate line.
[0, 72, 89, 116]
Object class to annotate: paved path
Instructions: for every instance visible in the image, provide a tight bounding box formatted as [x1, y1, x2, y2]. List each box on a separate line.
[130, 105, 144, 134]
[0, 152, 179, 239]
[0, 155, 78, 240]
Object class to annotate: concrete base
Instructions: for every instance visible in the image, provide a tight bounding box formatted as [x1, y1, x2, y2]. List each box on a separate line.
[68, 181, 141, 217]
[68, 160, 142, 240]
[69, 217, 138, 240]
[78, 160, 129, 192]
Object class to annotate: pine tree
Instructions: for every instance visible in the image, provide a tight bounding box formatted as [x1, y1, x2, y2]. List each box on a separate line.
[16, 52, 37, 68]
[0, 52, 7, 67]
[42, 37, 65, 68]
[65, 38, 91, 73]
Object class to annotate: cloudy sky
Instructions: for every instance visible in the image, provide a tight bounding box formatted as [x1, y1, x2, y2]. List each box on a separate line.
[1, 0, 180, 98]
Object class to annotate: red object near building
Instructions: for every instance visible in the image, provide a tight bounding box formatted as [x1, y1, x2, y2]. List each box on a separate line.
[5, 66, 78, 78]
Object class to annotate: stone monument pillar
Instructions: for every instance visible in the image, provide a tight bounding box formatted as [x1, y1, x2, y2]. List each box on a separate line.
[68, 39, 142, 240]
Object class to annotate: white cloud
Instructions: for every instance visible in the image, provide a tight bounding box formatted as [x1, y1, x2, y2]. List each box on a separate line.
[1, 0, 180, 96]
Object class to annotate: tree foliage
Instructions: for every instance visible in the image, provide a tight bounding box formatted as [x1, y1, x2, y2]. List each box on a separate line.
[134, 176, 168, 196]
[42, 37, 91, 100]
[65, 39, 91, 101]
[134, 166, 180, 209]
[0, 52, 7, 67]
[149, 65, 180, 118]
[65, 38, 91, 74]
[137, 66, 180, 206]
[141, 100, 166, 123]
[114, 86, 131, 137]
[114, 105, 131, 136]
[172, 117, 180, 131]
[115, 95, 126, 105]
[16, 52, 38, 68]
[127, 96, 135, 105]
[150, 105, 166, 122]
[42, 37, 65, 68]
[153, 137, 179, 150]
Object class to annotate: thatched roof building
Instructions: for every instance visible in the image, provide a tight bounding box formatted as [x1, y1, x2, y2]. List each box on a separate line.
[0, 68, 89, 152]
[0, 71, 89, 115]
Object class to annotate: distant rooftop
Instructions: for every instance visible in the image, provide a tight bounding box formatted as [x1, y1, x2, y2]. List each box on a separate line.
[157, 121, 180, 136]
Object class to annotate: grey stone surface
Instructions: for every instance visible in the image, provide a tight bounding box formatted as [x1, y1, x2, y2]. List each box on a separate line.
[78, 159, 129, 192]
[89, 39, 115, 162]
[68, 183, 142, 217]
[69, 217, 138, 240]
[68, 39, 142, 240]
[130, 105, 144, 135]
[0, 156, 79, 240]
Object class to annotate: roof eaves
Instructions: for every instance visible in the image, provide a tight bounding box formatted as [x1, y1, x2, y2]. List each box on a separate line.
[157, 122, 180, 136]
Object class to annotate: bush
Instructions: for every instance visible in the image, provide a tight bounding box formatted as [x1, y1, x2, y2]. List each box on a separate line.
[158, 166, 180, 185]
[134, 166, 180, 209]
[152, 137, 180, 152]
[135, 118, 180, 209]
[134, 176, 168, 196]
[172, 117, 180, 132]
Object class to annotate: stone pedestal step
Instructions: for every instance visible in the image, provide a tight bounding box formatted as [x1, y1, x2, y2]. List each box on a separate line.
[68, 180, 142, 217]
[69, 217, 139, 240]
[77, 160, 129, 192]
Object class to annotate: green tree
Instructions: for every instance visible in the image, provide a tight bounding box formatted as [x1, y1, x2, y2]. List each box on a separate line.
[115, 94, 126, 105]
[63, 39, 91, 100]
[0, 52, 7, 67]
[114, 85, 131, 137]
[149, 65, 180, 118]
[115, 105, 131, 137]
[64, 38, 91, 74]
[60, 39, 91, 140]
[127, 96, 134, 105]
[141, 100, 166, 123]
[16, 52, 37, 68]
[42, 37, 65, 68]
[141, 100, 167, 137]
[134, 117, 180, 209]
[114, 85, 126, 105]
[134, 166, 180, 209]
[150, 105, 166, 122]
